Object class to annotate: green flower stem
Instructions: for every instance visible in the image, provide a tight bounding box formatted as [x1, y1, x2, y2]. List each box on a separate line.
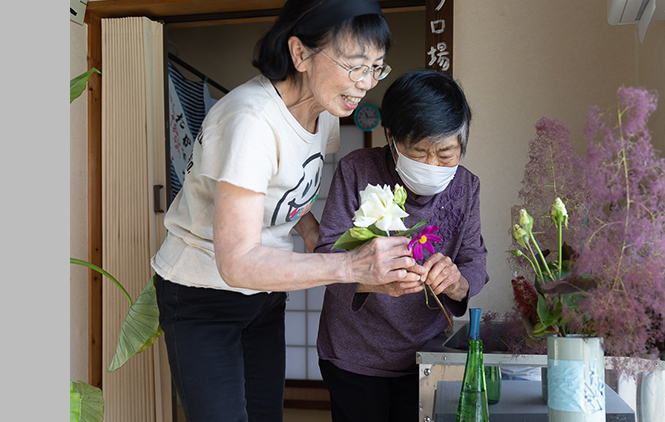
[610, 105, 630, 292]
[528, 233, 555, 281]
[71, 258, 133, 305]
[557, 221, 563, 280]
[425, 283, 453, 327]
[525, 242, 545, 284]
[521, 252, 541, 287]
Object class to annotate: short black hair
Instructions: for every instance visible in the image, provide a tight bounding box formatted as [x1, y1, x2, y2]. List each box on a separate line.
[381, 69, 471, 156]
[253, 0, 391, 81]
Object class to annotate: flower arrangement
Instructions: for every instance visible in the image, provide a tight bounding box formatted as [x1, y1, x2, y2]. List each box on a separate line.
[505, 87, 665, 373]
[332, 183, 452, 324]
[508, 199, 594, 339]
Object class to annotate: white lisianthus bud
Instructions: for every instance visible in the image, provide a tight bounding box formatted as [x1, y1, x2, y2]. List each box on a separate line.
[550, 197, 568, 228]
[512, 224, 529, 247]
[393, 184, 407, 209]
[519, 209, 534, 233]
[353, 184, 409, 232]
[509, 249, 526, 258]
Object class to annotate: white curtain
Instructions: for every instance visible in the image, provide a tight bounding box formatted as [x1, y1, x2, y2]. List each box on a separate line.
[101, 16, 170, 422]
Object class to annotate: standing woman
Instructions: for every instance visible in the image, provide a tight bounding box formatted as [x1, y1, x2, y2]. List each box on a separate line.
[150, 1, 422, 421]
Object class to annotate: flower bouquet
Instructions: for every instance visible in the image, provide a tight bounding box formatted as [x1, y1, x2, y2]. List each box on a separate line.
[332, 183, 452, 325]
[331, 183, 429, 250]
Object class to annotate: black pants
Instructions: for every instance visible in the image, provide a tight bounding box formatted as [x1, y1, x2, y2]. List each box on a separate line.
[155, 275, 287, 422]
[319, 358, 419, 422]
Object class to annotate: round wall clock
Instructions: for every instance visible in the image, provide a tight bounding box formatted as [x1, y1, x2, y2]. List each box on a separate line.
[353, 103, 381, 132]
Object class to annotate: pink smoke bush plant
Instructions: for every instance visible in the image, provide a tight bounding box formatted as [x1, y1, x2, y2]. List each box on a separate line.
[505, 87, 665, 373]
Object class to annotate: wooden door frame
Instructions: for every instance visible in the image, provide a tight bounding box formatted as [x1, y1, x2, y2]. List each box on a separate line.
[84, 0, 425, 391]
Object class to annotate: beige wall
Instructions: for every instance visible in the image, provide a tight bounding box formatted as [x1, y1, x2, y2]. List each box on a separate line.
[638, 15, 665, 155]
[454, 2, 664, 314]
[71, 3, 664, 374]
[70, 20, 89, 384]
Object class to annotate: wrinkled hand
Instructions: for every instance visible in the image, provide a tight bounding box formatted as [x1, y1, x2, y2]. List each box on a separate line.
[357, 279, 424, 297]
[421, 253, 469, 301]
[346, 236, 420, 285]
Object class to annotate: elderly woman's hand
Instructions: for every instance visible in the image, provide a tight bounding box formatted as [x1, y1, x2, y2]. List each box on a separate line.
[356, 278, 424, 297]
[421, 253, 469, 301]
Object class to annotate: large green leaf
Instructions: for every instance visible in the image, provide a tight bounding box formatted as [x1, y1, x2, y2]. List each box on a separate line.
[108, 276, 163, 372]
[70, 68, 100, 103]
[70, 381, 104, 422]
[70, 382, 80, 422]
[537, 294, 562, 329]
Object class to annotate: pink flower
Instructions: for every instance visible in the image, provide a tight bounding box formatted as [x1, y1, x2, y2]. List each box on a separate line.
[408, 225, 442, 260]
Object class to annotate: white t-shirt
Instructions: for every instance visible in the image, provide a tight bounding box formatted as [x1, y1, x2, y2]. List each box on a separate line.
[151, 75, 340, 294]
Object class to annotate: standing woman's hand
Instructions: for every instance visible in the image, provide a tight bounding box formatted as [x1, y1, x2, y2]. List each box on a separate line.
[344, 236, 420, 285]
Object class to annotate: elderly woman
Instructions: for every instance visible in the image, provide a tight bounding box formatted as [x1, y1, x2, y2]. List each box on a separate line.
[315, 69, 490, 422]
[150, 1, 425, 421]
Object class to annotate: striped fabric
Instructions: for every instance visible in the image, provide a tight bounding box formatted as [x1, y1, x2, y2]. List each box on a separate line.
[168, 61, 217, 199]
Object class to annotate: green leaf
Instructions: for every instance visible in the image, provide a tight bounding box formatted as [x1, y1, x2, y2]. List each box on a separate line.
[537, 294, 561, 328]
[368, 224, 387, 236]
[70, 68, 100, 104]
[71, 381, 104, 422]
[531, 322, 551, 337]
[71, 258, 132, 305]
[70, 382, 81, 422]
[108, 276, 163, 372]
[332, 230, 371, 250]
[539, 275, 598, 295]
[393, 218, 429, 238]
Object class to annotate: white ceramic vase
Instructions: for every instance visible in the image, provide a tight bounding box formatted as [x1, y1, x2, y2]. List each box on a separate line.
[637, 362, 665, 422]
[547, 335, 605, 422]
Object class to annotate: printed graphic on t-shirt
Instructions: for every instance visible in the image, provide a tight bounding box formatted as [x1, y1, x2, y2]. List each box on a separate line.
[271, 153, 324, 226]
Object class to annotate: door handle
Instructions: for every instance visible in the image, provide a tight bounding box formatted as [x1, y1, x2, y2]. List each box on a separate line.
[154, 185, 164, 213]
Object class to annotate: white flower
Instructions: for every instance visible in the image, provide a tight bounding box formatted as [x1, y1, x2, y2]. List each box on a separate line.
[550, 197, 569, 228]
[352, 184, 409, 232]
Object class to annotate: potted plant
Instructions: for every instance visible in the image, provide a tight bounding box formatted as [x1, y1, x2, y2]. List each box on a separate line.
[503, 86, 664, 420]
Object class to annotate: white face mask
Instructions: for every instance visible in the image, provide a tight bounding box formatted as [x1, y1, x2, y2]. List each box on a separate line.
[390, 139, 458, 196]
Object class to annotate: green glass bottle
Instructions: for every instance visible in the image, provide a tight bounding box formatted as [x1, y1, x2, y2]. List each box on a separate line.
[484, 366, 501, 405]
[456, 308, 489, 422]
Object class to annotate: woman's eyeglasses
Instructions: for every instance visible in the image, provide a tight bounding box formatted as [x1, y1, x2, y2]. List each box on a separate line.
[316, 49, 392, 82]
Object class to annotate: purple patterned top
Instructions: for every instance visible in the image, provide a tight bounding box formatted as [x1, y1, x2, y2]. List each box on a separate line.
[314, 146, 489, 377]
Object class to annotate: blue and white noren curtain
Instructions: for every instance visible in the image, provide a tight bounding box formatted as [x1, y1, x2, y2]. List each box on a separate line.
[167, 61, 217, 200]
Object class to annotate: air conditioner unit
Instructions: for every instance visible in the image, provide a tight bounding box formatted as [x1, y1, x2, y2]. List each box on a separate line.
[607, 0, 665, 42]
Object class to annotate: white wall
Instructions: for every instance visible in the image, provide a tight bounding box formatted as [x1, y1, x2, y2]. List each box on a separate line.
[70, 20, 89, 384]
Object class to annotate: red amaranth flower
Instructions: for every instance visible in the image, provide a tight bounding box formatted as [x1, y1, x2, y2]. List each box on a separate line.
[511, 276, 539, 321]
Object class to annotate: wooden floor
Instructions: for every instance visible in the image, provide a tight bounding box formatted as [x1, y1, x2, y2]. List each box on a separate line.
[284, 408, 333, 422]
[176, 405, 332, 421]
